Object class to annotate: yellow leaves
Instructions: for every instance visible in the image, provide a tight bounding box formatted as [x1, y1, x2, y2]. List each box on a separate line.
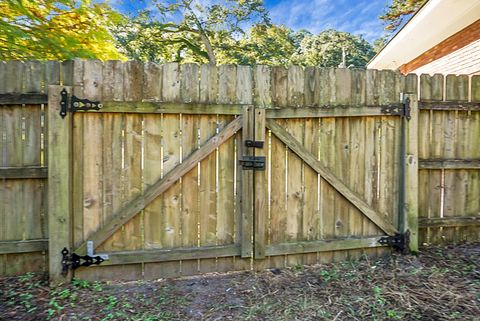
[0, 0, 126, 61]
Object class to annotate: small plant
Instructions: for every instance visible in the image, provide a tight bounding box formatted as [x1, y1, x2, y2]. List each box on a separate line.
[386, 309, 402, 320]
[47, 297, 64, 320]
[92, 281, 103, 292]
[106, 295, 118, 310]
[319, 268, 339, 282]
[18, 272, 36, 282]
[291, 263, 304, 273]
[72, 278, 90, 289]
[19, 293, 36, 313]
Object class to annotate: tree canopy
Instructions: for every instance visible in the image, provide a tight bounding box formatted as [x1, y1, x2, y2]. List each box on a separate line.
[380, 0, 427, 33]
[292, 30, 375, 68]
[0, 0, 125, 60]
[1, 0, 387, 68]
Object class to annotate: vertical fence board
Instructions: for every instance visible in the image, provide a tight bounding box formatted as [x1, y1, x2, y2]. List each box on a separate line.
[285, 66, 305, 266]
[48, 85, 73, 284]
[216, 65, 236, 272]
[198, 65, 218, 274]
[266, 66, 287, 268]
[179, 64, 200, 276]
[81, 60, 104, 247]
[253, 66, 269, 265]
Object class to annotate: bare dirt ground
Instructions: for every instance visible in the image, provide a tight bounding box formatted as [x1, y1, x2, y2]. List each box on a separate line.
[1, 243, 479, 321]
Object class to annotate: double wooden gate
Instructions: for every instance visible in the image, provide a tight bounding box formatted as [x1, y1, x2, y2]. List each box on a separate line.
[47, 62, 418, 282]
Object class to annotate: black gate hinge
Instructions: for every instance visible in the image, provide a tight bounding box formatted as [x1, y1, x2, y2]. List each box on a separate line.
[380, 98, 411, 120]
[61, 247, 105, 275]
[378, 230, 410, 253]
[60, 88, 103, 118]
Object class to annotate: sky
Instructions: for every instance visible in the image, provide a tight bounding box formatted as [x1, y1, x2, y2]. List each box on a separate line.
[113, 0, 391, 43]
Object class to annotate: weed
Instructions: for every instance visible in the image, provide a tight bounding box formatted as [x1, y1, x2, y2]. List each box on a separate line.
[319, 268, 339, 282]
[105, 295, 118, 310]
[18, 272, 35, 282]
[92, 281, 103, 292]
[291, 263, 304, 273]
[19, 293, 36, 313]
[72, 278, 90, 289]
[47, 297, 64, 320]
[386, 309, 402, 319]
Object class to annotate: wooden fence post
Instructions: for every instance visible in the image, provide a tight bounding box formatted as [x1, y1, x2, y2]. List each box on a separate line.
[48, 85, 73, 285]
[404, 93, 419, 252]
[254, 108, 266, 259]
[241, 106, 254, 258]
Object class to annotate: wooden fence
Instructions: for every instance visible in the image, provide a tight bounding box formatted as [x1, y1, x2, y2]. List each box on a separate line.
[0, 60, 478, 282]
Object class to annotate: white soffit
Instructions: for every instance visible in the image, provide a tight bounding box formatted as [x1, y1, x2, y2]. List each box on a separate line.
[368, 0, 480, 70]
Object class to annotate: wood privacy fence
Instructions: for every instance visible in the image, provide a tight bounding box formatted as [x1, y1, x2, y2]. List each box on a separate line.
[0, 61, 479, 282]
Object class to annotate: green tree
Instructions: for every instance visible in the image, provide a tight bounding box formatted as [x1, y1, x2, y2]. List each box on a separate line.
[0, 0, 125, 60]
[217, 24, 298, 65]
[131, 0, 271, 64]
[292, 30, 375, 68]
[380, 0, 427, 33]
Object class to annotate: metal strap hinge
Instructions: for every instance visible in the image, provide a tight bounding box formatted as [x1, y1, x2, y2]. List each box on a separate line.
[61, 241, 109, 274]
[60, 88, 103, 118]
[380, 98, 411, 120]
[378, 230, 410, 253]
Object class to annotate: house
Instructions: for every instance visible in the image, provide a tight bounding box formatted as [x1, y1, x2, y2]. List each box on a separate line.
[368, 0, 480, 75]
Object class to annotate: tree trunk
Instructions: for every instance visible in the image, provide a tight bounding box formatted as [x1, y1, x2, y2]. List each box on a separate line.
[200, 33, 216, 65]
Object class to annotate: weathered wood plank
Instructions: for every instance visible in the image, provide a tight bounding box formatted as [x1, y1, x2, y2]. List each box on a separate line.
[404, 94, 419, 251]
[102, 245, 240, 266]
[0, 93, 48, 105]
[0, 166, 47, 179]
[216, 65, 237, 272]
[419, 101, 480, 111]
[143, 113, 163, 248]
[75, 116, 242, 255]
[419, 159, 480, 169]
[72, 59, 85, 249]
[179, 63, 201, 275]
[241, 106, 254, 258]
[302, 116, 320, 265]
[98, 101, 243, 114]
[120, 63, 144, 252]
[265, 237, 386, 256]
[265, 66, 288, 268]
[0, 239, 48, 254]
[82, 60, 104, 248]
[266, 105, 401, 118]
[419, 216, 480, 228]
[267, 119, 398, 236]
[285, 66, 306, 267]
[48, 85, 73, 285]
[254, 110, 267, 259]
[162, 113, 182, 249]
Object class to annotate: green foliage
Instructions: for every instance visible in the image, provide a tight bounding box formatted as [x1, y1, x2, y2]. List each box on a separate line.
[380, 0, 427, 33]
[218, 24, 299, 65]
[115, 0, 269, 64]
[0, 0, 126, 60]
[292, 29, 375, 68]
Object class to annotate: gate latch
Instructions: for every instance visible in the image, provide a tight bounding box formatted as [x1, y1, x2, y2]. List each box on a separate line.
[239, 156, 266, 170]
[61, 246, 106, 275]
[245, 140, 264, 148]
[60, 88, 103, 118]
[378, 230, 410, 253]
